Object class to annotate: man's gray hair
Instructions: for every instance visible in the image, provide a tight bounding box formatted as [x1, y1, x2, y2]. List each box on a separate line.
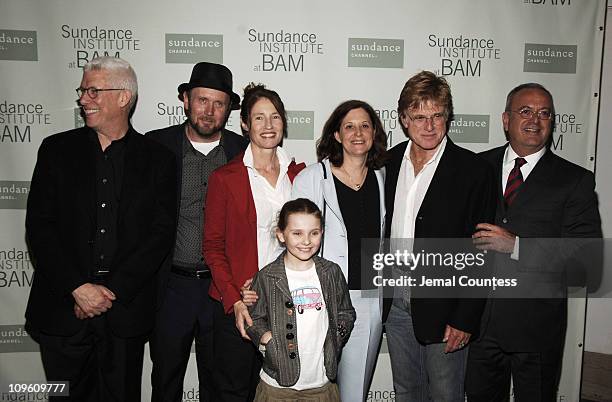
[83, 56, 138, 108]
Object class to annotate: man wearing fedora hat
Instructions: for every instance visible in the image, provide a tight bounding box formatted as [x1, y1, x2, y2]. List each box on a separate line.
[147, 62, 248, 402]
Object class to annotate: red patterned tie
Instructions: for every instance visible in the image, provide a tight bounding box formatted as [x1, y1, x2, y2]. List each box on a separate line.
[504, 157, 527, 207]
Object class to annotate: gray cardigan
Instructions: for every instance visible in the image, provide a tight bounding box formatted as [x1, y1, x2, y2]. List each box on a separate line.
[246, 253, 356, 387]
[291, 158, 386, 280]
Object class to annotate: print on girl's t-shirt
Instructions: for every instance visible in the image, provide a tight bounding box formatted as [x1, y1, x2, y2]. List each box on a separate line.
[291, 286, 323, 314]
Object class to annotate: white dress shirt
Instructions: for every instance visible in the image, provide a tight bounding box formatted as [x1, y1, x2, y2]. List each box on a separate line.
[390, 137, 448, 240]
[243, 144, 292, 269]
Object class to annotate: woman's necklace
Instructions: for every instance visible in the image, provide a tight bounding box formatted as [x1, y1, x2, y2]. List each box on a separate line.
[340, 165, 367, 190]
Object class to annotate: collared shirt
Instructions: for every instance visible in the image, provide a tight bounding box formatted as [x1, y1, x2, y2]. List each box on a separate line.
[90, 128, 130, 278]
[502, 145, 546, 259]
[390, 136, 446, 309]
[502, 145, 546, 194]
[172, 132, 227, 268]
[391, 136, 448, 240]
[243, 144, 292, 269]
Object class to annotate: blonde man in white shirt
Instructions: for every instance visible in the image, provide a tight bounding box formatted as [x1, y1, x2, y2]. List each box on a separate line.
[383, 71, 496, 402]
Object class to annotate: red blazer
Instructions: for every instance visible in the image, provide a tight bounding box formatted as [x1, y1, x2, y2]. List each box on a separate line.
[203, 152, 305, 313]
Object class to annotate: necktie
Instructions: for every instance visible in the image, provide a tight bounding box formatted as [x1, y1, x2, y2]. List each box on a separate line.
[504, 157, 527, 207]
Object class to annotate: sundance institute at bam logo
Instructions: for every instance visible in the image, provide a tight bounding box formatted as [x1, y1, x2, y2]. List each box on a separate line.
[523, 0, 570, 5]
[165, 33, 223, 64]
[427, 34, 501, 77]
[0, 29, 37, 61]
[524, 43, 577, 74]
[0, 247, 33, 289]
[247, 28, 324, 72]
[375, 108, 400, 146]
[1, 100, 51, 144]
[348, 38, 404, 68]
[60, 24, 142, 69]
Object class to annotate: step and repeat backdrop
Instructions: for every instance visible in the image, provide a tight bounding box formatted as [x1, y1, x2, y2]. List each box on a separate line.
[0, 0, 606, 400]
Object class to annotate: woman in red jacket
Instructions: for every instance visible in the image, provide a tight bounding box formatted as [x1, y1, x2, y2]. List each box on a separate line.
[203, 83, 304, 401]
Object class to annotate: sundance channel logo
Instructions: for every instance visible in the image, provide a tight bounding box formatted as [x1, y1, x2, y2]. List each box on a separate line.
[523, 43, 577, 74]
[0, 325, 39, 353]
[348, 38, 404, 68]
[0, 29, 37, 61]
[447, 114, 490, 143]
[0, 181, 29, 209]
[287, 111, 314, 140]
[165, 33, 223, 64]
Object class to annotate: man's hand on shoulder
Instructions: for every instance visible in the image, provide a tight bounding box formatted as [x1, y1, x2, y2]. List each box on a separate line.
[72, 283, 116, 318]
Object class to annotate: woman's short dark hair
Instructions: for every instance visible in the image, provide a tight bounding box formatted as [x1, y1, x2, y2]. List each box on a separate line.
[277, 198, 324, 231]
[240, 83, 288, 139]
[316, 100, 388, 169]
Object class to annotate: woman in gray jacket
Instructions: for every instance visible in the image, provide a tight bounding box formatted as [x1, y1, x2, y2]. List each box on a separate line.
[291, 100, 388, 402]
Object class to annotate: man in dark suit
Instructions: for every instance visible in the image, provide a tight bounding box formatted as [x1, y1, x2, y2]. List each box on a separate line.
[384, 71, 496, 402]
[466, 83, 602, 401]
[25, 56, 176, 402]
[146, 62, 248, 402]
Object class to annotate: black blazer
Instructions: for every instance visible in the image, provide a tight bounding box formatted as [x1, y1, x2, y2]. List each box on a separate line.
[478, 144, 602, 352]
[145, 123, 248, 304]
[384, 138, 497, 344]
[25, 126, 177, 337]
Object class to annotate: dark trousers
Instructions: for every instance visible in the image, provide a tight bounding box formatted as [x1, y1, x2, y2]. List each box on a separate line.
[213, 301, 262, 402]
[31, 316, 145, 402]
[466, 332, 563, 402]
[150, 275, 215, 402]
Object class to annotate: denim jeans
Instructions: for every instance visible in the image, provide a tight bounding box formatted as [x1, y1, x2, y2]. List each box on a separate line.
[385, 304, 467, 402]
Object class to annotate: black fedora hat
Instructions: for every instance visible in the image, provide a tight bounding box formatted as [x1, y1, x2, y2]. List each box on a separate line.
[177, 62, 240, 110]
